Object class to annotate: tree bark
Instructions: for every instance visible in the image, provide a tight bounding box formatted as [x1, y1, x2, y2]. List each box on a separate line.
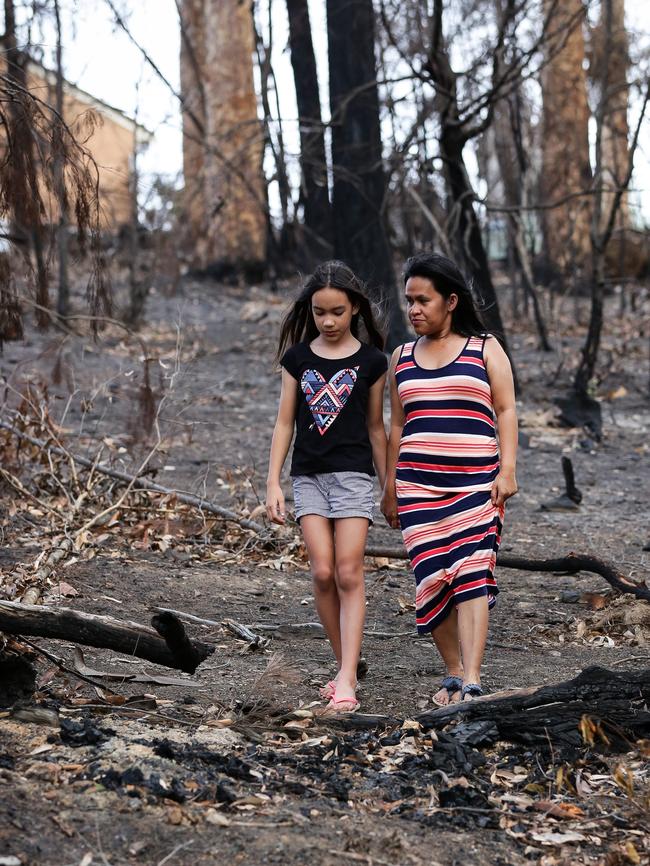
[416, 666, 650, 747]
[540, 0, 592, 284]
[0, 601, 214, 674]
[2, 0, 50, 325]
[364, 545, 650, 601]
[285, 0, 333, 262]
[441, 125, 510, 350]
[52, 0, 70, 319]
[326, 0, 409, 349]
[178, 0, 208, 266]
[591, 0, 631, 232]
[203, 0, 267, 277]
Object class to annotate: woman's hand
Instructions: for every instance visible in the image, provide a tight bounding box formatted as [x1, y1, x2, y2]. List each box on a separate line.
[266, 483, 286, 525]
[380, 485, 400, 529]
[490, 471, 518, 508]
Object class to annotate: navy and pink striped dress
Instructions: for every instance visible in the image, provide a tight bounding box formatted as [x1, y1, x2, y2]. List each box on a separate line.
[395, 335, 503, 634]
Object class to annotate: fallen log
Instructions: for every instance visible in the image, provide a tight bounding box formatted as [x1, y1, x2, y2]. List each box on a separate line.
[325, 666, 650, 748]
[415, 665, 650, 747]
[365, 547, 650, 602]
[0, 601, 214, 674]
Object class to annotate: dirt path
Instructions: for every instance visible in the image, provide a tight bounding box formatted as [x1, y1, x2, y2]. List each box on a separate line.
[1, 277, 649, 865]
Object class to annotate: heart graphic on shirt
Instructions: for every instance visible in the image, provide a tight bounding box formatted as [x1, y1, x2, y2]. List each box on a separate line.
[301, 367, 358, 435]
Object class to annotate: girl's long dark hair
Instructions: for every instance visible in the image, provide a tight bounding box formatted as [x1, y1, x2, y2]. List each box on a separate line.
[277, 260, 385, 360]
[403, 253, 487, 337]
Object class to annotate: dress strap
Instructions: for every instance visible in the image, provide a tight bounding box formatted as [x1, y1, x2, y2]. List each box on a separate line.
[398, 340, 416, 361]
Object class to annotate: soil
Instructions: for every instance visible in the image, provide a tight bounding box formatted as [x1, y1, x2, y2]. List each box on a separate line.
[0, 275, 649, 866]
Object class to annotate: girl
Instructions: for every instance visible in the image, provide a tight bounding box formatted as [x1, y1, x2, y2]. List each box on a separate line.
[381, 253, 517, 704]
[266, 261, 388, 712]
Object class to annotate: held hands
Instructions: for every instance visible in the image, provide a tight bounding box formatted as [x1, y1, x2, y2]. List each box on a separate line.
[380, 484, 400, 529]
[266, 483, 286, 525]
[490, 471, 518, 508]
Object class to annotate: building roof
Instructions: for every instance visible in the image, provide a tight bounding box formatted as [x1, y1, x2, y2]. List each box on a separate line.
[27, 59, 153, 144]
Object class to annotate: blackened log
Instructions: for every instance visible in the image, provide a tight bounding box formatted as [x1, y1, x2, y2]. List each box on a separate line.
[416, 666, 650, 747]
[0, 601, 214, 673]
[562, 456, 582, 503]
[364, 547, 650, 602]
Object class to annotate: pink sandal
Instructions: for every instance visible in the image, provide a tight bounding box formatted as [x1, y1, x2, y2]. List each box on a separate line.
[319, 680, 337, 699]
[323, 695, 360, 714]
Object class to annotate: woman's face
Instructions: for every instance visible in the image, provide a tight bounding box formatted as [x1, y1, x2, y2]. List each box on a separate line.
[311, 287, 358, 342]
[404, 276, 457, 335]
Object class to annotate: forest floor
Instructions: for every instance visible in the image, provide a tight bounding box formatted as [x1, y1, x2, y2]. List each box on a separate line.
[1, 273, 649, 866]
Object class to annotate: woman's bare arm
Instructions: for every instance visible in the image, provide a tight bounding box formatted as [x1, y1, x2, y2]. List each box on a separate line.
[367, 373, 388, 488]
[484, 337, 518, 508]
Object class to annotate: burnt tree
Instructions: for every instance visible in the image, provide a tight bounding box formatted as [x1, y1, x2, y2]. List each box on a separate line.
[326, 0, 409, 349]
[285, 0, 333, 263]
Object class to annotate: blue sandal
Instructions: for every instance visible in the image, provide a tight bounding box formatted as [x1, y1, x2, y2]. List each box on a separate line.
[433, 674, 463, 706]
[461, 683, 483, 701]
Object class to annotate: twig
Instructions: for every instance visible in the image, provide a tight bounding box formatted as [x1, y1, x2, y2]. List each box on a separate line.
[20, 637, 120, 693]
[328, 851, 398, 866]
[0, 467, 61, 516]
[156, 841, 194, 866]
[609, 656, 650, 666]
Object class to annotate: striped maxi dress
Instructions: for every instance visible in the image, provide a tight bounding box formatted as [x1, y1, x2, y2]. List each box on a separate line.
[395, 335, 504, 634]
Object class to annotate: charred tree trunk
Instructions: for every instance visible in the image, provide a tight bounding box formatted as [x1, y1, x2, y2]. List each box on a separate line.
[416, 666, 650, 748]
[254, 6, 292, 264]
[424, 1, 511, 362]
[52, 0, 70, 319]
[326, 0, 409, 349]
[285, 0, 333, 263]
[440, 125, 511, 357]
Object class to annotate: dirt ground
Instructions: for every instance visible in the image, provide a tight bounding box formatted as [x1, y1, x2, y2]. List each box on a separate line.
[0, 274, 649, 866]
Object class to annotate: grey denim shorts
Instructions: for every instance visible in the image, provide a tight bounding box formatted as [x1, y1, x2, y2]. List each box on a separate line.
[292, 471, 375, 523]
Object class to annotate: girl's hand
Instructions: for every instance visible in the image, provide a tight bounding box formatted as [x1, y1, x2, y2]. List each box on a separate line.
[490, 471, 518, 508]
[380, 486, 400, 529]
[266, 484, 286, 525]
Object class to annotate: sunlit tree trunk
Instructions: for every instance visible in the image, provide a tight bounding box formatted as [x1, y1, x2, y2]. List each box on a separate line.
[592, 0, 630, 230]
[203, 0, 267, 277]
[179, 0, 207, 266]
[540, 0, 592, 283]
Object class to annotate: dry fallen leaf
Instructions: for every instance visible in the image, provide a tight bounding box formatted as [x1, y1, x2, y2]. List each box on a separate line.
[490, 768, 528, 786]
[530, 831, 588, 846]
[533, 800, 585, 819]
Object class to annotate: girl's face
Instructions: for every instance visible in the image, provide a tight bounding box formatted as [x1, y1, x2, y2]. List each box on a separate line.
[311, 287, 359, 343]
[405, 276, 457, 336]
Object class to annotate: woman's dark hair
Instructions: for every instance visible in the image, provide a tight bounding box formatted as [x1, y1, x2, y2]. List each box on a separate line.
[277, 260, 385, 359]
[403, 253, 487, 337]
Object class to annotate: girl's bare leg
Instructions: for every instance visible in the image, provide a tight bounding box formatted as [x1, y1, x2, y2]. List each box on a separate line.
[430, 607, 464, 704]
[301, 515, 341, 667]
[331, 517, 369, 704]
[457, 594, 489, 698]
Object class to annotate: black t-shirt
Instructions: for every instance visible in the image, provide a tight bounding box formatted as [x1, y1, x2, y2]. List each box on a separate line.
[281, 341, 388, 477]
